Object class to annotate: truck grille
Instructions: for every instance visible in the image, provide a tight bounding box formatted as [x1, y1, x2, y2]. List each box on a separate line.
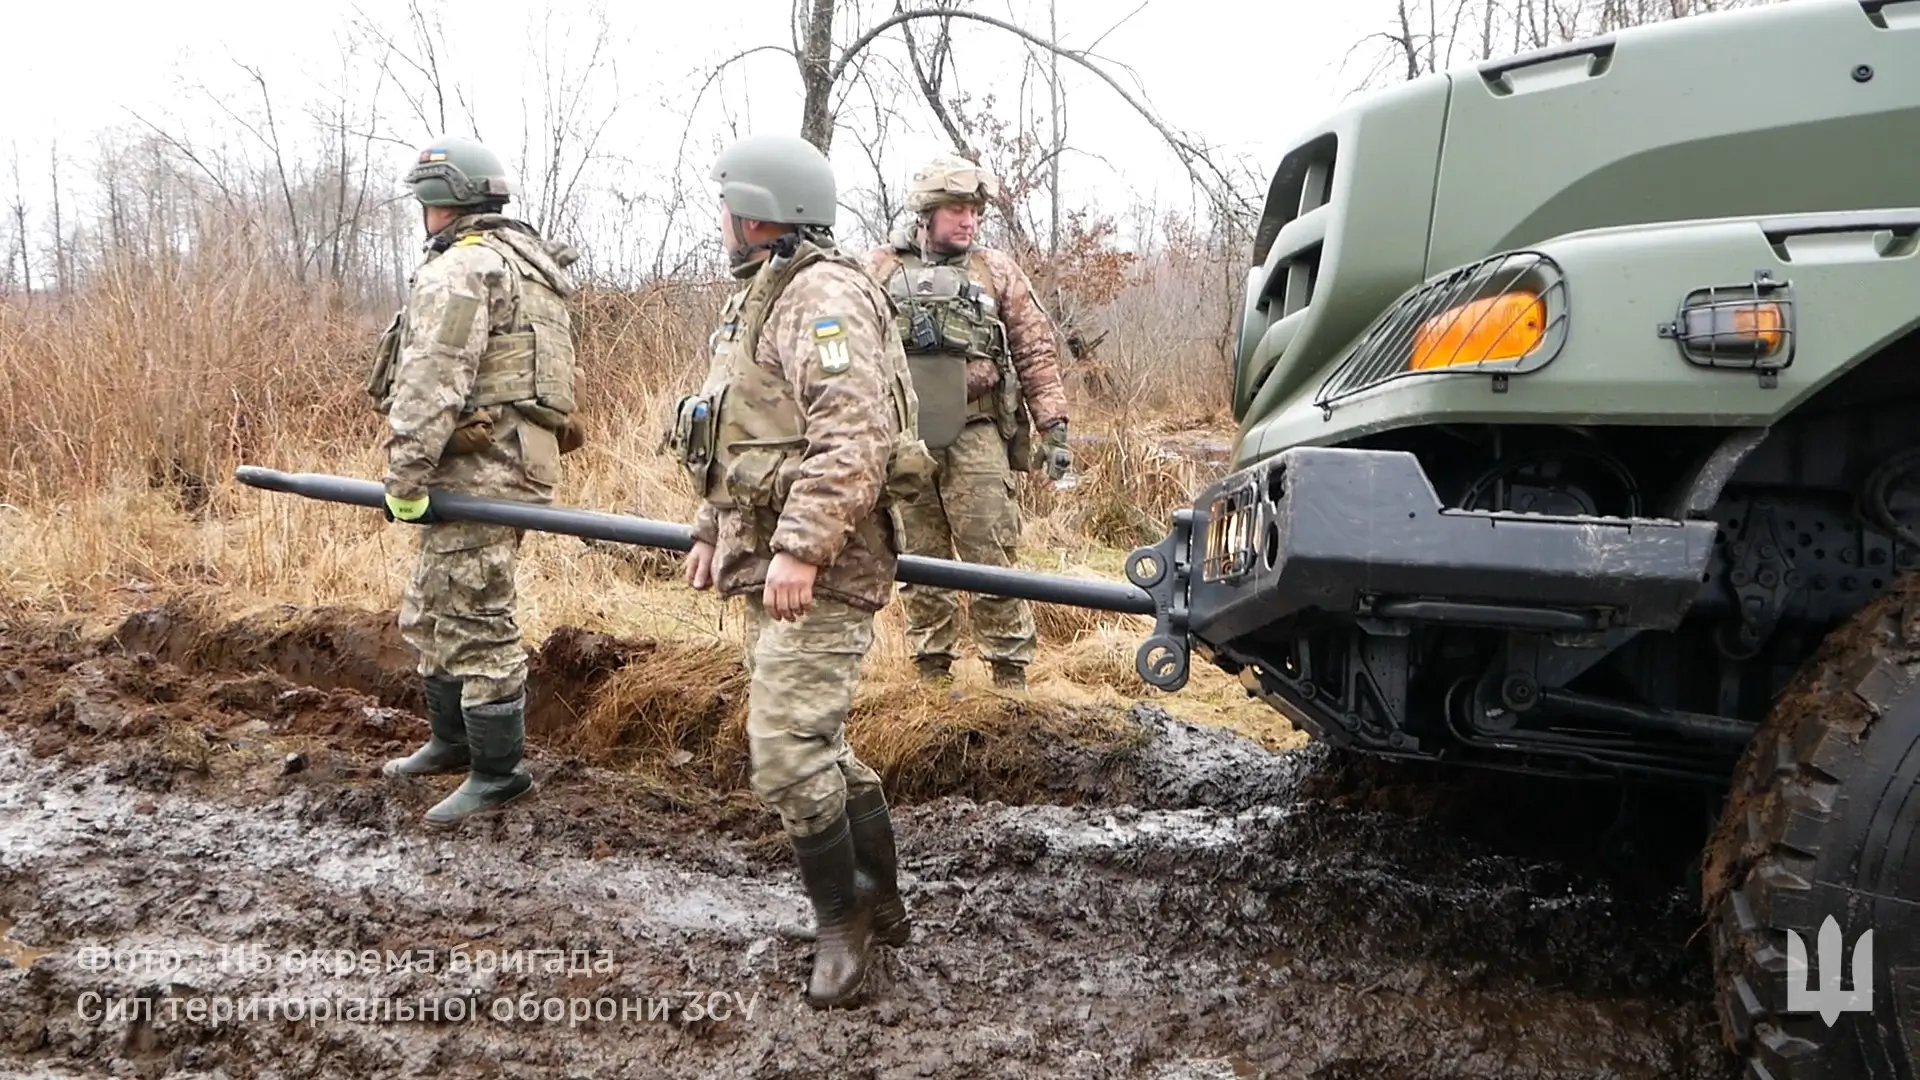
[1313, 250, 1569, 411]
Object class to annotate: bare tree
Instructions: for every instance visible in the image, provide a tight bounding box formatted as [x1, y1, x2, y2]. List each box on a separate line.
[350, 0, 481, 139]
[9, 145, 31, 295]
[513, 0, 626, 243]
[1343, 0, 1784, 88]
[680, 0, 1257, 230]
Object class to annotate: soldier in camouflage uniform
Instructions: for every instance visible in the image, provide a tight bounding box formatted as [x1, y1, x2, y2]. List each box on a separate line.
[670, 132, 933, 1008]
[364, 134, 584, 827]
[861, 155, 1072, 692]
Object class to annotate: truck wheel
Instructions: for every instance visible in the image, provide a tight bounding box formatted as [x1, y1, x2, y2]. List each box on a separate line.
[1702, 580, 1920, 1080]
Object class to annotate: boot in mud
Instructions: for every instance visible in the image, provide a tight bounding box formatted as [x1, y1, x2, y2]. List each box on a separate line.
[847, 787, 910, 947]
[791, 812, 875, 1008]
[383, 676, 470, 777]
[425, 691, 535, 827]
[989, 661, 1027, 692]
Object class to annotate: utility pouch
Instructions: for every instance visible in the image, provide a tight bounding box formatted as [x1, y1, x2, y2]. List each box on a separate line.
[906, 305, 941, 352]
[365, 308, 407, 413]
[667, 392, 719, 491]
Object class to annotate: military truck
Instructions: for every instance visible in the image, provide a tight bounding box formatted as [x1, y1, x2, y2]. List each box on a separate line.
[1205, 0, 1920, 1075]
[241, 0, 1919, 1073]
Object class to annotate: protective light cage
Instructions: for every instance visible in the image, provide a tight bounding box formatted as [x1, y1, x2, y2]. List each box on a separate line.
[1201, 473, 1267, 583]
[1656, 270, 1795, 386]
[1314, 250, 1570, 412]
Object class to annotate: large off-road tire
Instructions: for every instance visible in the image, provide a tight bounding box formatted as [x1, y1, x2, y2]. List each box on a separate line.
[1703, 578, 1920, 1079]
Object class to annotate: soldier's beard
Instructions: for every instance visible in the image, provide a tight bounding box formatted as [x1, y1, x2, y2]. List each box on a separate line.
[922, 224, 972, 256]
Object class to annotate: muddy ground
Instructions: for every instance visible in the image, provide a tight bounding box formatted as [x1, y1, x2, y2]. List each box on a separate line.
[0, 597, 1739, 1079]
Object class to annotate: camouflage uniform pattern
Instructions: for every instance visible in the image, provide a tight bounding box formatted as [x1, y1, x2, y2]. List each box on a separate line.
[741, 595, 885, 836]
[866, 223, 1070, 429]
[383, 217, 576, 709]
[863, 224, 1068, 671]
[690, 252, 913, 613]
[686, 242, 916, 837]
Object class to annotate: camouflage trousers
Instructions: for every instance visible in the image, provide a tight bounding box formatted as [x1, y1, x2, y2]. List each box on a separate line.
[894, 418, 1037, 668]
[398, 521, 530, 710]
[742, 594, 884, 838]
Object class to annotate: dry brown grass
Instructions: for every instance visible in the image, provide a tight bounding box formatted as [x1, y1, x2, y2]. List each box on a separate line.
[0, 222, 1298, 793]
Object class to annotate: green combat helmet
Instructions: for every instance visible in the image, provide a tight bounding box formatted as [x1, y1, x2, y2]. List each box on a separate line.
[404, 135, 518, 208]
[710, 132, 838, 227]
[710, 132, 838, 274]
[905, 154, 998, 215]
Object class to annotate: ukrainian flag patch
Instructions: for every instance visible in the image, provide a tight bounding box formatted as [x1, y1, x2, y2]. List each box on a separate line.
[812, 317, 844, 339]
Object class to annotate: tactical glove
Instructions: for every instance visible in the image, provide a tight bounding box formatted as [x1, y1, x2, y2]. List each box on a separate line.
[384, 492, 436, 524]
[1041, 422, 1072, 482]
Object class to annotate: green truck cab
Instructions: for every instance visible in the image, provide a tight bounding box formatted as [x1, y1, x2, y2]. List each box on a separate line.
[1125, 1, 1920, 1074]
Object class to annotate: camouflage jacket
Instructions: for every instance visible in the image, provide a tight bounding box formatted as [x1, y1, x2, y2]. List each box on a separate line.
[689, 242, 916, 612]
[862, 224, 1070, 430]
[381, 215, 580, 506]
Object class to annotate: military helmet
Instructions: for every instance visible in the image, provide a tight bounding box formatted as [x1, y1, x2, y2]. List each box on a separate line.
[710, 133, 837, 228]
[906, 154, 999, 213]
[404, 135, 518, 208]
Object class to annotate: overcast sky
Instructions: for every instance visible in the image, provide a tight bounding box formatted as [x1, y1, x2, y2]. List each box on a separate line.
[1, 0, 1421, 259]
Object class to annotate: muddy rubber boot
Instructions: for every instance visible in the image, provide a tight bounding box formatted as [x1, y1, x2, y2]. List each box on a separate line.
[847, 788, 910, 947]
[792, 813, 875, 1008]
[913, 656, 952, 685]
[425, 691, 535, 827]
[989, 661, 1027, 691]
[383, 676, 470, 777]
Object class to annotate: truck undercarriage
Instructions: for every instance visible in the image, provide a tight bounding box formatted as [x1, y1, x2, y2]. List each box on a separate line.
[1166, 323, 1920, 788]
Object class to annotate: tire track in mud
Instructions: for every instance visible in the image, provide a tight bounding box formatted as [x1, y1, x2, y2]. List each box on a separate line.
[0, 721, 1737, 1080]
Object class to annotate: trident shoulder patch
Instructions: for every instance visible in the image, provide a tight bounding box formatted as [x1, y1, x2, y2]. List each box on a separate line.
[812, 316, 852, 374]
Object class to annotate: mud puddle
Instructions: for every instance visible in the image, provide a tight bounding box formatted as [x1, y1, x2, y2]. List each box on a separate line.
[0, 598, 1739, 1078]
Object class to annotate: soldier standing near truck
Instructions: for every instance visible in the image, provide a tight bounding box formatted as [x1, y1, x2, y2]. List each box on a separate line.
[673, 132, 934, 1008]
[862, 155, 1073, 692]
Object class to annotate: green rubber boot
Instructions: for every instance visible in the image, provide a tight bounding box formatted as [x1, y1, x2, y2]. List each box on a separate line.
[425, 691, 535, 827]
[792, 812, 875, 1008]
[383, 676, 470, 777]
[847, 788, 910, 947]
[989, 661, 1027, 691]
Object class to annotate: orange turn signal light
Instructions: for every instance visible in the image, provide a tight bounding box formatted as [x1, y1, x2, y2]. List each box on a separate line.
[1681, 301, 1786, 356]
[1411, 292, 1546, 371]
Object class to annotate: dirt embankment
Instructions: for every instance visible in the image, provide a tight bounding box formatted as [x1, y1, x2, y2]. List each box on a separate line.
[0, 597, 1737, 1079]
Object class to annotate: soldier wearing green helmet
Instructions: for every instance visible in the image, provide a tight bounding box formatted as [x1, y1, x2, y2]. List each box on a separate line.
[364, 134, 585, 827]
[668, 131, 934, 1008]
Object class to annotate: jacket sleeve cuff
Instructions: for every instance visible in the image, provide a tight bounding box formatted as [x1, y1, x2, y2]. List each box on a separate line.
[769, 522, 842, 568]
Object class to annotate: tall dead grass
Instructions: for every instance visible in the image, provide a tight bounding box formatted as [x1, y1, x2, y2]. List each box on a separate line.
[0, 213, 1294, 750]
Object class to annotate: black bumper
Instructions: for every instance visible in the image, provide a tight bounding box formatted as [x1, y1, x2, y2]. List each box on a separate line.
[1185, 446, 1721, 644]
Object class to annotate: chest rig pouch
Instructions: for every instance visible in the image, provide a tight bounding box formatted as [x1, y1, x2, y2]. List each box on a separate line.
[668, 242, 935, 516]
[663, 293, 735, 488]
[363, 226, 583, 455]
[364, 306, 409, 414]
[885, 258, 1009, 450]
[461, 231, 580, 435]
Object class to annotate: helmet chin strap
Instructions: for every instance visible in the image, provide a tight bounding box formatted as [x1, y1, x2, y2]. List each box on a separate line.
[725, 212, 772, 275]
[726, 211, 806, 277]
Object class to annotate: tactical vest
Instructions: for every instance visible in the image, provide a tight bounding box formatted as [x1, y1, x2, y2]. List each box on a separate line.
[668, 240, 932, 516]
[873, 247, 1017, 450]
[365, 221, 578, 438]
